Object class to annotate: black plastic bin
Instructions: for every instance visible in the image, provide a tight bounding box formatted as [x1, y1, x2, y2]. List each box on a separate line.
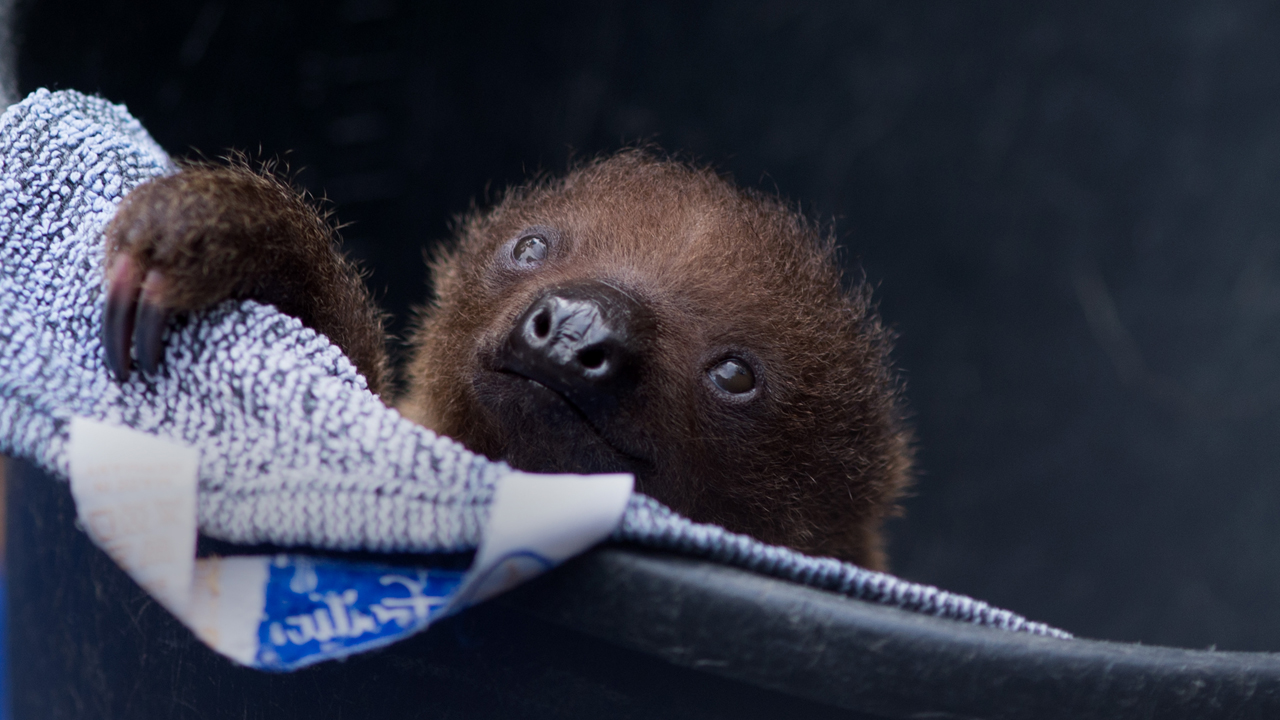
[9, 456, 1280, 719]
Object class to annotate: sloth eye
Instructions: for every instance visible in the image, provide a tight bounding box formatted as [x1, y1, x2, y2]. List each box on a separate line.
[512, 235, 548, 265]
[709, 358, 755, 394]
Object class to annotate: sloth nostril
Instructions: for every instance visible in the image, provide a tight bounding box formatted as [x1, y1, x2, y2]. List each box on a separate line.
[532, 308, 552, 339]
[577, 347, 606, 370]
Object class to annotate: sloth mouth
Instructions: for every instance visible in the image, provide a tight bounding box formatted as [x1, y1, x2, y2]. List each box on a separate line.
[487, 368, 651, 473]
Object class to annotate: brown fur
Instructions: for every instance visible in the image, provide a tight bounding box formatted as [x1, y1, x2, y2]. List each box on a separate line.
[104, 159, 389, 393]
[104, 150, 912, 569]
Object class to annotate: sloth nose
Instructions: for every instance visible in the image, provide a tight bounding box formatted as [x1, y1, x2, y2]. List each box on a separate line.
[501, 281, 647, 414]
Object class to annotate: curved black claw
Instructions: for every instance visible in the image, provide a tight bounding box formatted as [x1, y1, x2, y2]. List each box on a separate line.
[134, 286, 170, 376]
[103, 257, 142, 382]
[133, 269, 171, 376]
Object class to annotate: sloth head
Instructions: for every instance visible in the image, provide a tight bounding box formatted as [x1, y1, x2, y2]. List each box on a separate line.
[402, 150, 912, 568]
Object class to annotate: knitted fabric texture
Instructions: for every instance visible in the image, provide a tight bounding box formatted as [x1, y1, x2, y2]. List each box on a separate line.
[0, 89, 1069, 638]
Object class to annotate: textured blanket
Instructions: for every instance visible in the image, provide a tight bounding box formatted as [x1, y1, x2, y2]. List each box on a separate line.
[0, 88, 1067, 637]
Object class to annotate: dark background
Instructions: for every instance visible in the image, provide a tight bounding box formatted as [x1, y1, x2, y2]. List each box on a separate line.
[16, 0, 1280, 651]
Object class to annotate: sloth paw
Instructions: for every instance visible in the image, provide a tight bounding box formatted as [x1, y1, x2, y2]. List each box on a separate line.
[98, 163, 377, 387]
[100, 168, 284, 382]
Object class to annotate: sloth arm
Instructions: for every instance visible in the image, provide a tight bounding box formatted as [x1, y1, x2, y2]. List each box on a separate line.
[102, 162, 389, 396]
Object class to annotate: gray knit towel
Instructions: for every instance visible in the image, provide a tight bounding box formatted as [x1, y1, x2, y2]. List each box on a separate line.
[0, 88, 1069, 638]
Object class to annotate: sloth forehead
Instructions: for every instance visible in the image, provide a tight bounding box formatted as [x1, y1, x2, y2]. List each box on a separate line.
[497, 177, 840, 299]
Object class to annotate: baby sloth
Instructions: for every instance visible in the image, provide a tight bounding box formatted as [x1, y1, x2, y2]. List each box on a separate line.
[102, 151, 912, 569]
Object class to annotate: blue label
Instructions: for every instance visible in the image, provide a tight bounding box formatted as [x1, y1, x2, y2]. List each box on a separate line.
[253, 555, 465, 671]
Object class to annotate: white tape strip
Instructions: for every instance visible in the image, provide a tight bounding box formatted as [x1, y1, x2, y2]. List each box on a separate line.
[68, 417, 199, 616]
[448, 470, 635, 610]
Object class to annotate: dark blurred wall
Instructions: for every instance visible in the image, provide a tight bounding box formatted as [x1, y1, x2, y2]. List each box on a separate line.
[18, 0, 1280, 651]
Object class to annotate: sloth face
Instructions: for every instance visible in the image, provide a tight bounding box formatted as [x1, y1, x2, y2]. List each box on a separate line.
[402, 151, 910, 567]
